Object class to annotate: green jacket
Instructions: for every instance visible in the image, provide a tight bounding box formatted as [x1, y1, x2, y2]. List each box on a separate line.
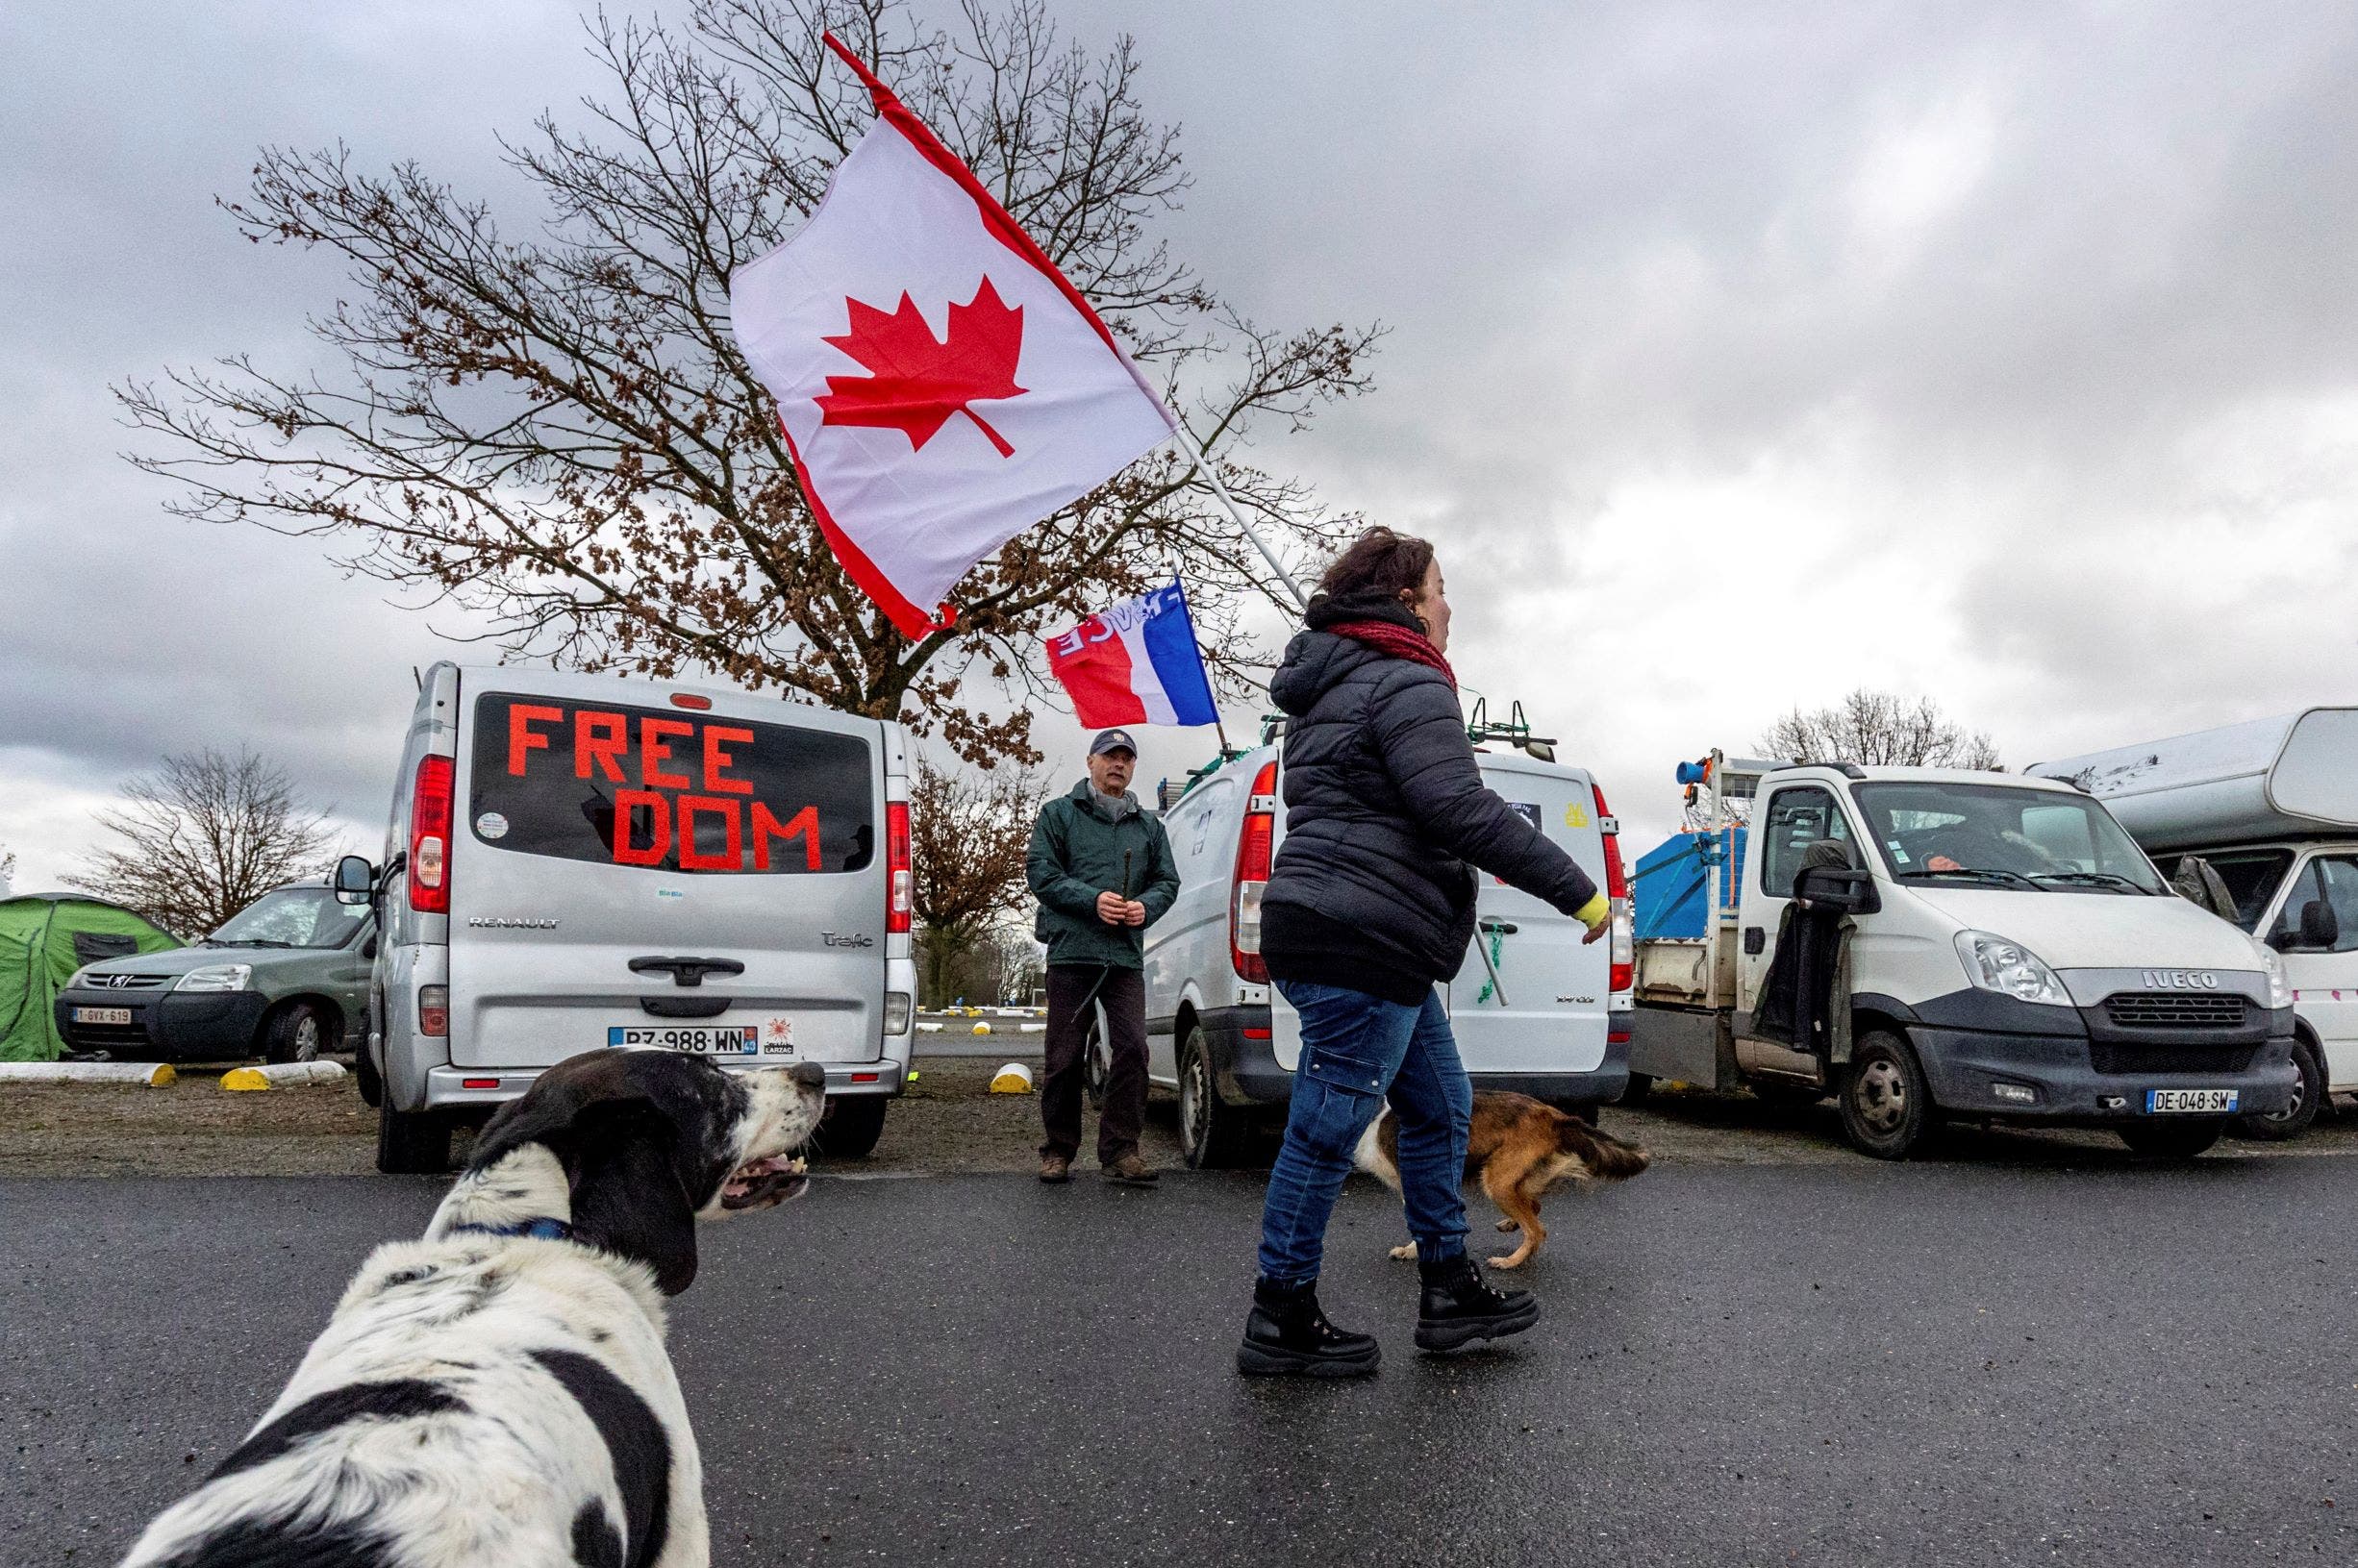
[1027, 780, 1181, 970]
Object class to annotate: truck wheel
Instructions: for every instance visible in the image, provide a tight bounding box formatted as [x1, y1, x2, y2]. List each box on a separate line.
[377, 1095, 453, 1175]
[812, 1096, 888, 1159]
[1178, 1025, 1251, 1170]
[263, 1001, 335, 1065]
[354, 1038, 383, 1108]
[2119, 1118, 2225, 1158]
[2233, 1036, 2321, 1142]
[1838, 1032, 1933, 1159]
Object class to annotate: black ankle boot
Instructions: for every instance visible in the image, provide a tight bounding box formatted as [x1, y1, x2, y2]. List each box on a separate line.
[1416, 1255, 1540, 1352]
[1236, 1278, 1381, 1378]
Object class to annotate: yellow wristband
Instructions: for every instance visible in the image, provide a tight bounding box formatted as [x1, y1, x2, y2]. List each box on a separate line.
[1574, 892, 1610, 930]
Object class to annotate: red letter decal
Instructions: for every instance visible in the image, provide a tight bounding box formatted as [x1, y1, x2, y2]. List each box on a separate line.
[639, 717, 695, 791]
[678, 795, 744, 872]
[751, 803, 821, 872]
[612, 789, 670, 866]
[508, 704, 564, 777]
[576, 709, 628, 782]
[701, 726, 756, 796]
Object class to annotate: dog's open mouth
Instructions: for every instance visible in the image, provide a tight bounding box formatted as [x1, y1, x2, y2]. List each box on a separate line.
[720, 1154, 810, 1210]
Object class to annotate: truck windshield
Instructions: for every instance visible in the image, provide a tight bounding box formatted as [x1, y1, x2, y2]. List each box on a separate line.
[211, 887, 372, 949]
[2197, 849, 2296, 932]
[1850, 783, 2167, 894]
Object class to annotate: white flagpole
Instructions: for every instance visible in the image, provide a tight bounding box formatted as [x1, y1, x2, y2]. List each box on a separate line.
[1166, 425, 1310, 613]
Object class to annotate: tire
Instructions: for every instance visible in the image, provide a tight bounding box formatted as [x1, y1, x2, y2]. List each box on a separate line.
[1081, 1008, 1109, 1112]
[811, 1096, 888, 1159]
[1177, 1024, 1252, 1170]
[1618, 1072, 1652, 1107]
[263, 1001, 336, 1065]
[1838, 1031, 1934, 1159]
[2119, 1117, 2225, 1158]
[354, 1038, 383, 1108]
[2234, 1036, 2322, 1142]
[377, 1094, 454, 1175]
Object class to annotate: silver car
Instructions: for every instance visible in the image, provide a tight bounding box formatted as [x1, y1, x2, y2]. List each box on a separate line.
[341, 662, 916, 1173]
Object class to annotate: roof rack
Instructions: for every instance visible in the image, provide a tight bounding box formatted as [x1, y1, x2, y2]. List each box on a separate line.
[1768, 759, 1867, 780]
[1466, 698, 1559, 759]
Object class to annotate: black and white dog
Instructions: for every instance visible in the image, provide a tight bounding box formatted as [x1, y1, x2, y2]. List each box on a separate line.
[119, 1049, 826, 1568]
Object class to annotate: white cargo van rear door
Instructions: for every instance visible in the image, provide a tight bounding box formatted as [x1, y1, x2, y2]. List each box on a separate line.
[1269, 754, 1612, 1079]
[447, 673, 887, 1070]
[1443, 758, 1611, 1077]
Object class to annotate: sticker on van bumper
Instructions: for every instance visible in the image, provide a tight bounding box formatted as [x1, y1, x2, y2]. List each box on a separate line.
[608, 1025, 759, 1056]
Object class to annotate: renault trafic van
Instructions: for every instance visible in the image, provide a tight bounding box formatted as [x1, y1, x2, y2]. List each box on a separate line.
[340, 663, 915, 1172]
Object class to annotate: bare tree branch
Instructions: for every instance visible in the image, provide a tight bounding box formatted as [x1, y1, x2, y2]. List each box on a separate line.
[1761, 689, 2004, 771]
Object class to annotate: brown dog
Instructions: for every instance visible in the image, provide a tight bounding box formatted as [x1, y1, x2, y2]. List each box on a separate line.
[1353, 1091, 1650, 1268]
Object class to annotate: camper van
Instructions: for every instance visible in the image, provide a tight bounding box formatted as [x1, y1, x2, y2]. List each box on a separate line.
[2034, 709, 2358, 1139]
[1141, 734, 1633, 1168]
[1628, 752, 2298, 1159]
[341, 663, 916, 1173]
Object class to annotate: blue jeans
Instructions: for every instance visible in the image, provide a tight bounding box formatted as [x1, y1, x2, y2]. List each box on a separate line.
[1256, 980, 1472, 1285]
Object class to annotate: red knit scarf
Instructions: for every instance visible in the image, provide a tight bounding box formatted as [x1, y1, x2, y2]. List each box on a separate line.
[1327, 619, 1458, 691]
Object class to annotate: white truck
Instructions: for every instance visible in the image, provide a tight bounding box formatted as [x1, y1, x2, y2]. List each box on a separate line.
[2033, 708, 2358, 1139]
[1139, 722, 1634, 1168]
[1626, 752, 2298, 1159]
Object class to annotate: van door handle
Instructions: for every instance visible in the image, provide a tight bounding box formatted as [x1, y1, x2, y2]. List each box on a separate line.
[1743, 927, 1766, 956]
[629, 956, 745, 987]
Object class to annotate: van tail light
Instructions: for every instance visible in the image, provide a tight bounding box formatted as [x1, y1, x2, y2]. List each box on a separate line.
[1593, 783, 1634, 996]
[886, 800, 912, 935]
[1230, 761, 1279, 983]
[409, 755, 455, 914]
[418, 984, 449, 1037]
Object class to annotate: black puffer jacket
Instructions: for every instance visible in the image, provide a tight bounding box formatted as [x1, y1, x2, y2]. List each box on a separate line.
[1259, 593, 1601, 1006]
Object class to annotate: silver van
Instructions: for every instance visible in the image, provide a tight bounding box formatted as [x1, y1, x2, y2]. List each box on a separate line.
[340, 662, 915, 1172]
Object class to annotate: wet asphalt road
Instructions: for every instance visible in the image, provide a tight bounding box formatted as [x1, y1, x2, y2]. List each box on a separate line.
[9, 1157, 2358, 1567]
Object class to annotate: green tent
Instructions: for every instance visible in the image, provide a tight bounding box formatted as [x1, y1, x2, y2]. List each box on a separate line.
[0, 894, 182, 1062]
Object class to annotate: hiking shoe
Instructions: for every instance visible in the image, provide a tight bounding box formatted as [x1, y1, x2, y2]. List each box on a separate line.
[1039, 1154, 1072, 1184]
[1415, 1256, 1540, 1353]
[1101, 1153, 1160, 1186]
[1236, 1278, 1380, 1378]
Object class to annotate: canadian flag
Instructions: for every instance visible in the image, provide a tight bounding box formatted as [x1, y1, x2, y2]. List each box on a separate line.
[729, 35, 1177, 637]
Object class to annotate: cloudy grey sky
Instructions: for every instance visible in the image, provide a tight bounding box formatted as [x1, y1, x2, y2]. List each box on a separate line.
[5, 1, 2356, 892]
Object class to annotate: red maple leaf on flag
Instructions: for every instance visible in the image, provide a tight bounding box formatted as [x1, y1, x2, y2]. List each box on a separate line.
[815, 277, 1026, 457]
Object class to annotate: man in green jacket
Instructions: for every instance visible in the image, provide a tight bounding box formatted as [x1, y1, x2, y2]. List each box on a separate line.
[1027, 729, 1182, 1185]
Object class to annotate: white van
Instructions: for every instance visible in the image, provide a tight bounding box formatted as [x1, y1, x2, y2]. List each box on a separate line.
[1631, 754, 2298, 1158]
[340, 663, 916, 1173]
[1140, 734, 1634, 1167]
[2034, 709, 2358, 1137]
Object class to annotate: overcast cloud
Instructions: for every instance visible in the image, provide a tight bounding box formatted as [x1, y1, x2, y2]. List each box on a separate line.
[5, 1, 2356, 892]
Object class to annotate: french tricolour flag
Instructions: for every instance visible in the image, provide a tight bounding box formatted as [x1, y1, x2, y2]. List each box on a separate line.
[1045, 581, 1219, 728]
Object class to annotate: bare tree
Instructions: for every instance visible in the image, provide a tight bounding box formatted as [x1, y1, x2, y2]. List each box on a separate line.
[117, 0, 1377, 767]
[1761, 689, 2003, 771]
[67, 750, 339, 937]
[0, 844, 15, 897]
[908, 756, 1045, 1004]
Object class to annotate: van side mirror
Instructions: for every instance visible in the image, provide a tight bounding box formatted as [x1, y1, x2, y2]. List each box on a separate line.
[334, 855, 377, 906]
[362, 934, 379, 960]
[1794, 863, 1879, 916]
[2300, 898, 2340, 952]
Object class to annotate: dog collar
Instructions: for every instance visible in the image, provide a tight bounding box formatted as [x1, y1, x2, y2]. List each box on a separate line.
[450, 1217, 573, 1242]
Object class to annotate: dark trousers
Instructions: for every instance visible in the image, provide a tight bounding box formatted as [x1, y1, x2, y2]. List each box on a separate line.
[1041, 963, 1148, 1163]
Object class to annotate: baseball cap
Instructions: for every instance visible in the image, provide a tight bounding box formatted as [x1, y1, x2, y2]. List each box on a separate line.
[1089, 728, 1139, 758]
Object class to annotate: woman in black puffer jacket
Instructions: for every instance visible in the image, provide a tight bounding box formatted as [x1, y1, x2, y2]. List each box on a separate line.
[1236, 528, 1608, 1379]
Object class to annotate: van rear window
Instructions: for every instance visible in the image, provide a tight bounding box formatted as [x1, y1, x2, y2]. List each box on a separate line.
[468, 694, 875, 874]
